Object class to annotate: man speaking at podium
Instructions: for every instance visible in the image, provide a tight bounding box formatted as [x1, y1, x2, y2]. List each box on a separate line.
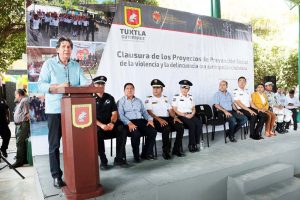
[38, 37, 87, 189]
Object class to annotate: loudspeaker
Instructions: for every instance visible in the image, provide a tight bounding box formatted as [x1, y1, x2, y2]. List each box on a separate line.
[264, 76, 276, 92]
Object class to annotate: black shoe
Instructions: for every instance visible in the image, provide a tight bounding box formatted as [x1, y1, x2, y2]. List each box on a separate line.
[259, 136, 264, 139]
[172, 151, 185, 157]
[188, 145, 195, 153]
[53, 177, 66, 189]
[146, 155, 155, 160]
[9, 162, 24, 169]
[229, 137, 237, 143]
[194, 145, 200, 152]
[141, 153, 155, 160]
[134, 157, 141, 163]
[162, 152, 171, 160]
[114, 158, 125, 166]
[100, 163, 112, 170]
[250, 135, 260, 140]
[1, 149, 7, 158]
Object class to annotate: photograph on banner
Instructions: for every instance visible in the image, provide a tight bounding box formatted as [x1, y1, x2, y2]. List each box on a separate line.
[50, 39, 105, 75]
[26, 1, 115, 47]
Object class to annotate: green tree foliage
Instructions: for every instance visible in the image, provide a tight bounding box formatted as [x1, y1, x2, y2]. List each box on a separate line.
[0, 0, 25, 72]
[251, 17, 298, 89]
[289, 0, 300, 5]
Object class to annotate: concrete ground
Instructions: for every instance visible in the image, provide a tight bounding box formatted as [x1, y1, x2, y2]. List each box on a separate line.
[1, 123, 300, 200]
[0, 123, 39, 200]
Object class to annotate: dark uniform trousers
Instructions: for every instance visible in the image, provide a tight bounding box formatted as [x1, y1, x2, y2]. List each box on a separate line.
[97, 120, 127, 164]
[15, 121, 30, 164]
[127, 119, 157, 159]
[47, 114, 63, 178]
[178, 116, 202, 145]
[288, 108, 298, 130]
[0, 124, 11, 152]
[153, 117, 184, 154]
[239, 108, 267, 139]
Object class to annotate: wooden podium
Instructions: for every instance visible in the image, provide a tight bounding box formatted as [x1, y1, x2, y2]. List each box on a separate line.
[54, 87, 104, 200]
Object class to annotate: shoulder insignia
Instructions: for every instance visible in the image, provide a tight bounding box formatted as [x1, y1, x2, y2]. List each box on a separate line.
[174, 94, 179, 96]
[147, 96, 152, 98]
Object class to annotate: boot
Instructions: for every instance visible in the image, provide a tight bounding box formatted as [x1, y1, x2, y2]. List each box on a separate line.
[275, 122, 284, 134]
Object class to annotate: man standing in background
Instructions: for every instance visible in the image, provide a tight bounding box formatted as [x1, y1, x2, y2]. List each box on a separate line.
[12, 89, 30, 168]
[0, 96, 11, 158]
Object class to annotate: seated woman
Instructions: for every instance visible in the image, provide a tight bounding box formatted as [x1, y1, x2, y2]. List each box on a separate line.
[251, 84, 276, 137]
[172, 80, 203, 152]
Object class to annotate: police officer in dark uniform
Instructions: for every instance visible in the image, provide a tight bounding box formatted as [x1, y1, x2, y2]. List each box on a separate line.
[0, 97, 11, 158]
[145, 79, 185, 159]
[93, 76, 127, 170]
[172, 80, 203, 152]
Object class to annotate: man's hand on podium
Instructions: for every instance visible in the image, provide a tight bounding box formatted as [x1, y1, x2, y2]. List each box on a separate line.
[49, 82, 70, 93]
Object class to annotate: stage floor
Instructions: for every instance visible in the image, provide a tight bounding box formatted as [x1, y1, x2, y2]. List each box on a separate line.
[34, 129, 300, 200]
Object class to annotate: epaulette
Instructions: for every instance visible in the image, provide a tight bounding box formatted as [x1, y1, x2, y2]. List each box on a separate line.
[174, 94, 179, 96]
[163, 95, 167, 97]
[147, 95, 152, 98]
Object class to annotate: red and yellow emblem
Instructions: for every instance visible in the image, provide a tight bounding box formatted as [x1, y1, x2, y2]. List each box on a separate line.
[124, 6, 141, 28]
[72, 104, 92, 129]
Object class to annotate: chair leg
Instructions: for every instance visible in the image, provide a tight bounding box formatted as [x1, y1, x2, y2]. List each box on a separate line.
[211, 126, 215, 140]
[241, 127, 243, 140]
[224, 124, 227, 144]
[154, 140, 157, 158]
[111, 138, 113, 157]
[206, 127, 210, 147]
[169, 132, 173, 150]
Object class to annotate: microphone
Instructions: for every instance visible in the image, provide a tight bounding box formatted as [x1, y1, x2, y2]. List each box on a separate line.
[77, 59, 94, 86]
[67, 64, 70, 86]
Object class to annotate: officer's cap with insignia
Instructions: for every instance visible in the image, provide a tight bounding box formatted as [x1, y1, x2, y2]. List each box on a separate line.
[93, 76, 107, 85]
[179, 80, 193, 89]
[151, 79, 165, 88]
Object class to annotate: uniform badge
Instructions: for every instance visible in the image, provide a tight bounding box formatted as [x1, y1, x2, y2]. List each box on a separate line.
[145, 100, 149, 104]
[124, 6, 142, 29]
[72, 104, 92, 129]
[180, 99, 184, 101]
[104, 99, 111, 104]
[152, 101, 157, 104]
[165, 100, 168, 103]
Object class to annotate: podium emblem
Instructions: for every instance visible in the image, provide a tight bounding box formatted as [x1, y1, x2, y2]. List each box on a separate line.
[124, 6, 141, 28]
[72, 104, 92, 129]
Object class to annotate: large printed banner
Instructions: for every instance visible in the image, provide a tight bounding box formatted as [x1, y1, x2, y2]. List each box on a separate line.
[97, 2, 254, 104]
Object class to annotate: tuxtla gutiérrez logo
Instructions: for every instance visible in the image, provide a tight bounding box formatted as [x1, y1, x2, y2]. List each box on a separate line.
[124, 6, 141, 28]
[72, 104, 92, 129]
